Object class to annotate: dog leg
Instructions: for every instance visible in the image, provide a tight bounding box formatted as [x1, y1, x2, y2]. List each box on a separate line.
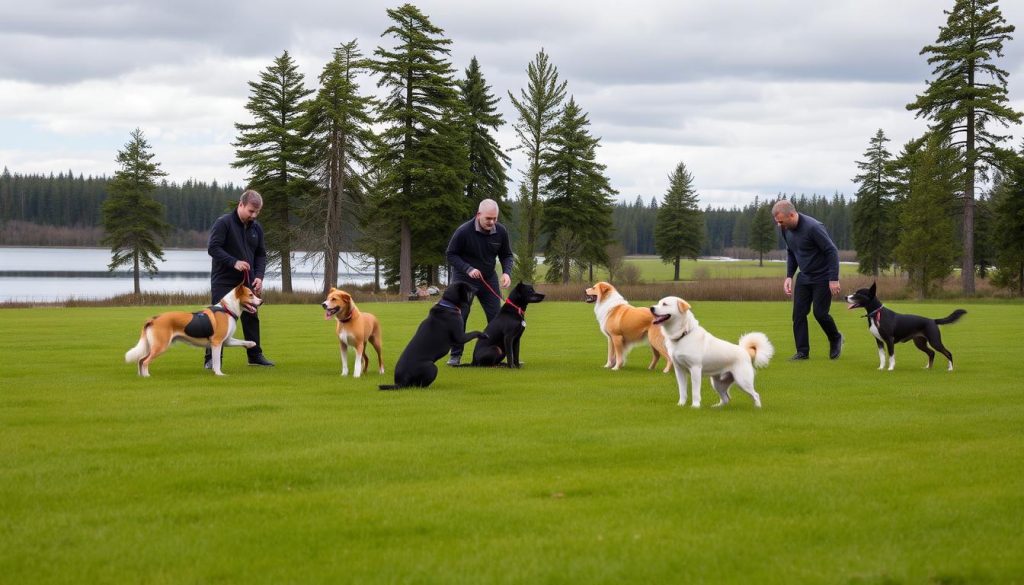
[353, 341, 366, 378]
[875, 340, 885, 370]
[338, 337, 349, 376]
[730, 369, 762, 408]
[211, 344, 225, 376]
[912, 337, 935, 369]
[710, 374, 732, 407]
[928, 337, 954, 372]
[886, 341, 896, 371]
[603, 335, 615, 368]
[688, 366, 703, 408]
[672, 365, 689, 406]
[611, 336, 626, 370]
[371, 333, 385, 374]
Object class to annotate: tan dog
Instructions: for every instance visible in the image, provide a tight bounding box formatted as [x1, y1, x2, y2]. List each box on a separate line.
[125, 282, 262, 377]
[321, 288, 384, 377]
[651, 296, 773, 408]
[584, 281, 671, 372]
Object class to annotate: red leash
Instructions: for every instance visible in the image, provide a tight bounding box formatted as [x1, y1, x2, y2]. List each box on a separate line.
[478, 277, 523, 316]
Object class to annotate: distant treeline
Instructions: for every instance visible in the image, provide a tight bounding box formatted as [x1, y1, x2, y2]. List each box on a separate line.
[0, 168, 853, 254]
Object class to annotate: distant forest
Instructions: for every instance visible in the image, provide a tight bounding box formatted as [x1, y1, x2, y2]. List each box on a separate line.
[0, 168, 852, 256]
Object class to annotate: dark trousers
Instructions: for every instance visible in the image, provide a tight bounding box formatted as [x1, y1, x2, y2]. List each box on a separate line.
[792, 279, 841, 356]
[204, 283, 262, 363]
[449, 277, 501, 358]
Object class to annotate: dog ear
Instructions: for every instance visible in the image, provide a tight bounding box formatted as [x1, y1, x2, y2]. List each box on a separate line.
[870, 282, 876, 295]
[677, 299, 690, 313]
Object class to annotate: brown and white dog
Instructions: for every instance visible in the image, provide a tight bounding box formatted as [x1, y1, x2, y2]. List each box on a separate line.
[584, 281, 671, 372]
[651, 296, 773, 408]
[321, 288, 384, 377]
[124, 282, 262, 377]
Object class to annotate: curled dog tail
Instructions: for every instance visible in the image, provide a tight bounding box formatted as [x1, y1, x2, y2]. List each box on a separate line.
[935, 309, 967, 326]
[124, 320, 154, 363]
[739, 332, 774, 368]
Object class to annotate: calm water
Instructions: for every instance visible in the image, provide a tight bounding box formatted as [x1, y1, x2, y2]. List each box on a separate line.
[0, 247, 373, 302]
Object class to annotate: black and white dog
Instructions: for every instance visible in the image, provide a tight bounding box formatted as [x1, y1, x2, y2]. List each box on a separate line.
[845, 282, 966, 371]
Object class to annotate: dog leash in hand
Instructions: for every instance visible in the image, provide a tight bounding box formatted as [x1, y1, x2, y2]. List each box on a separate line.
[478, 277, 523, 316]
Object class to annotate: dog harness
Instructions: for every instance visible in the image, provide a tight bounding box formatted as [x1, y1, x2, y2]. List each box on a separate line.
[182, 305, 233, 338]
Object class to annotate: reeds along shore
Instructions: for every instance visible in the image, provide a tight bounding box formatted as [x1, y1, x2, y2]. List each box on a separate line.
[4, 275, 1004, 308]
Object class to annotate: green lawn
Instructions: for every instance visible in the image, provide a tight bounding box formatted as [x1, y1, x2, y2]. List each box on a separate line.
[548, 257, 863, 283]
[1, 299, 1022, 584]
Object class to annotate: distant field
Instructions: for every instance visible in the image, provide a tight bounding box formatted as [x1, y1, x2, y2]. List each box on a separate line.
[538, 256, 866, 284]
[1, 300, 1022, 583]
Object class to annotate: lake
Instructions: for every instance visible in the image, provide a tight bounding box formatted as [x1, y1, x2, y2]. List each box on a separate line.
[0, 247, 374, 302]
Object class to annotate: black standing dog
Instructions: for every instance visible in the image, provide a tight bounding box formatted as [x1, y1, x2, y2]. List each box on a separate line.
[469, 282, 545, 368]
[379, 282, 486, 390]
[845, 282, 966, 371]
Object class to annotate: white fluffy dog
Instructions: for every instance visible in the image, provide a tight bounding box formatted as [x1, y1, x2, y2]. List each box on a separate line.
[650, 296, 774, 408]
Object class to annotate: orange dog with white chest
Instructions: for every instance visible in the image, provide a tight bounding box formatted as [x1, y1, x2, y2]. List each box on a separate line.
[124, 282, 262, 377]
[321, 288, 384, 377]
[584, 281, 672, 372]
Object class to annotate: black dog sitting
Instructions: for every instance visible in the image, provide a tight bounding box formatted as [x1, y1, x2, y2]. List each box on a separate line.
[379, 282, 486, 390]
[468, 281, 546, 368]
[845, 282, 966, 371]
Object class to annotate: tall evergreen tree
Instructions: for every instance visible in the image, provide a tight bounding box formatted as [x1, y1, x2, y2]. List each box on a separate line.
[893, 137, 961, 298]
[301, 40, 376, 294]
[460, 56, 510, 205]
[851, 129, 897, 277]
[233, 50, 314, 293]
[749, 197, 775, 267]
[373, 3, 469, 294]
[654, 162, 703, 280]
[540, 97, 616, 284]
[508, 49, 567, 283]
[906, 0, 1022, 294]
[100, 128, 170, 295]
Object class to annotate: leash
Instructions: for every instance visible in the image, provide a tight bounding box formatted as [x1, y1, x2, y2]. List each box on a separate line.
[863, 305, 883, 327]
[478, 277, 523, 316]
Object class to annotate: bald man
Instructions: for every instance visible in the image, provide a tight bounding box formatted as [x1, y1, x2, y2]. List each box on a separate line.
[443, 198, 514, 366]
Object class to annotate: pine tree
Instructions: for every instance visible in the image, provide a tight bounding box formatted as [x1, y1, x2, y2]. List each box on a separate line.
[100, 128, 170, 295]
[906, 0, 1022, 294]
[301, 40, 376, 294]
[508, 49, 567, 283]
[852, 129, 897, 277]
[749, 198, 775, 267]
[373, 3, 469, 294]
[991, 146, 1024, 293]
[233, 50, 314, 293]
[540, 97, 616, 284]
[654, 162, 703, 280]
[460, 56, 510, 204]
[893, 136, 961, 298]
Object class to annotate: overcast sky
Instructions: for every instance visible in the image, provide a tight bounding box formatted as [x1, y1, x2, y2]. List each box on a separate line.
[2, 0, 1023, 208]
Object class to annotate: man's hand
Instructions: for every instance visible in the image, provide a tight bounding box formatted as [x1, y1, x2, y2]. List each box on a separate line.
[468, 268, 482, 280]
[234, 260, 252, 272]
[500, 273, 511, 288]
[252, 278, 263, 295]
[783, 277, 793, 297]
[829, 280, 841, 296]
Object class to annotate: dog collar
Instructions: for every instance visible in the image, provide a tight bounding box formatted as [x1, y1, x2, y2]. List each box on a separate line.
[670, 329, 689, 342]
[505, 298, 524, 317]
[218, 300, 238, 319]
[862, 305, 883, 326]
[338, 311, 353, 323]
[437, 300, 461, 313]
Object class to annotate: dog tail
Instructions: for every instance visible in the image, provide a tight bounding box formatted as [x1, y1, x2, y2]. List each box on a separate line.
[378, 384, 403, 390]
[935, 309, 967, 326]
[739, 332, 774, 368]
[124, 320, 154, 363]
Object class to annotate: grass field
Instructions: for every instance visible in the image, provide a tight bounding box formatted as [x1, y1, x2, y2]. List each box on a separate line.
[611, 257, 863, 282]
[2, 298, 1023, 584]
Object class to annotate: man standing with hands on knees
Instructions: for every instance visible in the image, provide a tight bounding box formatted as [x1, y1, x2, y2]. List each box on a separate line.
[772, 199, 843, 361]
[206, 188, 274, 368]
[444, 198, 514, 366]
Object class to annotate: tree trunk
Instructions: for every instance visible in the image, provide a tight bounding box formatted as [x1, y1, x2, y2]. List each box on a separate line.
[962, 81, 976, 295]
[673, 257, 680, 281]
[400, 219, 412, 299]
[133, 250, 141, 295]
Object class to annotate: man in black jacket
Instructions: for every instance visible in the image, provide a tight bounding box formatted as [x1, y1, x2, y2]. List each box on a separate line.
[772, 199, 843, 361]
[205, 189, 274, 368]
[443, 198, 514, 366]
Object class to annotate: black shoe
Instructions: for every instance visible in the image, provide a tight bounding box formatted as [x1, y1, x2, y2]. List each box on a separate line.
[203, 360, 212, 370]
[789, 353, 809, 361]
[248, 354, 275, 367]
[829, 334, 844, 360]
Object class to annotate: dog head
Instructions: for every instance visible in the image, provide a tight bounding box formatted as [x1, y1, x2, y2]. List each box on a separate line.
[321, 287, 354, 321]
[232, 283, 262, 314]
[649, 296, 697, 337]
[508, 281, 545, 308]
[442, 281, 475, 307]
[584, 281, 616, 304]
[845, 282, 878, 311]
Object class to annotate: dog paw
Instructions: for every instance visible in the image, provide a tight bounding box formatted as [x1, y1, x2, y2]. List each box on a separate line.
[690, 404, 701, 409]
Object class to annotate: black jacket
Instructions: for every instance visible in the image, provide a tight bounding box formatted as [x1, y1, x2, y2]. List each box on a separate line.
[445, 218, 513, 282]
[781, 213, 839, 284]
[208, 210, 266, 288]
